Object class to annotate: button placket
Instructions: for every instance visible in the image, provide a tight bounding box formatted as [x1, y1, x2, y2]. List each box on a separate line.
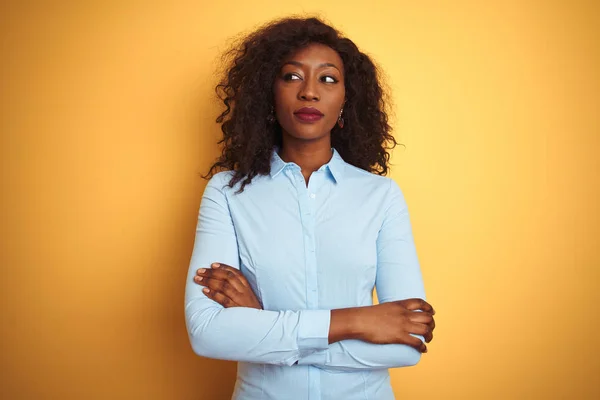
[303, 171, 322, 400]
[293, 170, 319, 310]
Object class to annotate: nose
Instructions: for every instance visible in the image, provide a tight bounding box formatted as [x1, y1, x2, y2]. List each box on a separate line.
[298, 79, 319, 101]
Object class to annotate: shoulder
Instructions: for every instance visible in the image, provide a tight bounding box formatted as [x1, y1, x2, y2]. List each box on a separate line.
[204, 170, 270, 197]
[343, 164, 401, 194]
[342, 164, 409, 213]
[206, 170, 236, 190]
[202, 171, 238, 201]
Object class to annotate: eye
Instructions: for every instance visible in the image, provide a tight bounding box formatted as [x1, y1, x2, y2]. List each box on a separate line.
[321, 75, 338, 84]
[283, 73, 301, 81]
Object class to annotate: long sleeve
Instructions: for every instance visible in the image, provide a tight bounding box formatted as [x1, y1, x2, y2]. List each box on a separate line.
[184, 173, 331, 366]
[297, 178, 426, 371]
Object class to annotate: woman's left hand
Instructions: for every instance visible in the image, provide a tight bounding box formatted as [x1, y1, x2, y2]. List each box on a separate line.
[194, 263, 262, 309]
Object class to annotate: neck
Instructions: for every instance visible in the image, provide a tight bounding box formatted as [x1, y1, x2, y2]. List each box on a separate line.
[278, 136, 333, 176]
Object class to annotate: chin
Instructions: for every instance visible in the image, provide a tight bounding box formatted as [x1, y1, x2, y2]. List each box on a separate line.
[288, 130, 329, 141]
[285, 124, 334, 141]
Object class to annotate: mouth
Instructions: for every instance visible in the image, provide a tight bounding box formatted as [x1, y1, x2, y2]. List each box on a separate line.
[294, 107, 324, 123]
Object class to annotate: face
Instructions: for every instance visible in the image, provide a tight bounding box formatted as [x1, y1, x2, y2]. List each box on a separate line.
[273, 43, 346, 143]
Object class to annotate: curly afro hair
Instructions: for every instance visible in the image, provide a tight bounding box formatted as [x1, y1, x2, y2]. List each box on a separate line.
[205, 16, 398, 193]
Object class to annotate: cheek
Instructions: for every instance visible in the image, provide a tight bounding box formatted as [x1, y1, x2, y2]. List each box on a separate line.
[327, 92, 345, 117]
[336, 86, 346, 109]
[273, 90, 297, 125]
[273, 85, 292, 107]
[323, 113, 339, 131]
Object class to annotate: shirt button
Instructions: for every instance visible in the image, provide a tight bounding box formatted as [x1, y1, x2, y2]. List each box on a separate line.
[310, 193, 316, 199]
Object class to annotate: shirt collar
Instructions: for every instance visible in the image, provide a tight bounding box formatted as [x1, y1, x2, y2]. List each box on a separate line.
[269, 146, 345, 183]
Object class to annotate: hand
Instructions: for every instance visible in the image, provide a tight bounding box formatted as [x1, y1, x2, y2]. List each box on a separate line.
[194, 263, 262, 309]
[356, 298, 435, 353]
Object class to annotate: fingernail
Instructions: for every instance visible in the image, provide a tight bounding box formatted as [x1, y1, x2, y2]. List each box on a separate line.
[212, 263, 220, 268]
[196, 276, 203, 282]
[198, 268, 206, 274]
[202, 288, 210, 293]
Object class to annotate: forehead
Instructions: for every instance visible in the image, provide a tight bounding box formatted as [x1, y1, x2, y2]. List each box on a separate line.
[282, 43, 344, 68]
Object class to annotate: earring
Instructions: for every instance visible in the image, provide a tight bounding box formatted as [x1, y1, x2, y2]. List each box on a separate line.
[337, 108, 344, 129]
[267, 106, 276, 123]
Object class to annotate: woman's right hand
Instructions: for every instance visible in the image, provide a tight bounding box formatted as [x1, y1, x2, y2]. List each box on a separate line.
[356, 299, 435, 353]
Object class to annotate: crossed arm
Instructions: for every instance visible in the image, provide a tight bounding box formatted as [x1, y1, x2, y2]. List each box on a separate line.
[184, 175, 435, 370]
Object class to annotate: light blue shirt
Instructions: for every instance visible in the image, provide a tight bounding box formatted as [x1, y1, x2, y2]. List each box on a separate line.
[185, 147, 426, 400]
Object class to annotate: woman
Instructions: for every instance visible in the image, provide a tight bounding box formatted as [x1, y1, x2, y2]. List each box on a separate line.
[185, 16, 436, 400]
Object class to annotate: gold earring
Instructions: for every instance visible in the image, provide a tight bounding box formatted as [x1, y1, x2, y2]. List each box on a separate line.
[337, 108, 344, 129]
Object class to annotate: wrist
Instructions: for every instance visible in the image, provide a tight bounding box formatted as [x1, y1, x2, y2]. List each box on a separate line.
[329, 307, 364, 344]
[347, 306, 368, 341]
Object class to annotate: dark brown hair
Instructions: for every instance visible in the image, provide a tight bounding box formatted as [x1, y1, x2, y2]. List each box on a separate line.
[205, 16, 397, 193]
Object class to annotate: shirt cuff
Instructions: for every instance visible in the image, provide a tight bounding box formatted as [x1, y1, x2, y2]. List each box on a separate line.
[296, 349, 330, 365]
[297, 309, 331, 357]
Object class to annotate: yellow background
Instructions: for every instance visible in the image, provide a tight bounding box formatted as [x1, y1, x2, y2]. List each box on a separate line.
[1, 1, 598, 399]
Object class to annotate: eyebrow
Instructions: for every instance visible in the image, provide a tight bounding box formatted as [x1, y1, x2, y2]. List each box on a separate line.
[282, 61, 341, 72]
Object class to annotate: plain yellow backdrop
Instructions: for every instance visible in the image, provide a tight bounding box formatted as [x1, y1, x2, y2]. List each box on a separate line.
[1, 1, 598, 399]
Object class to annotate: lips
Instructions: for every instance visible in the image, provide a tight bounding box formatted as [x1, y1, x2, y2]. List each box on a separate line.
[294, 107, 324, 116]
[294, 107, 324, 122]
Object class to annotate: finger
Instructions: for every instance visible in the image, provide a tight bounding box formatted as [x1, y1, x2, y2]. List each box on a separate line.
[404, 334, 427, 353]
[197, 271, 258, 308]
[408, 311, 433, 324]
[407, 322, 430, 337]
[202, 288, 238, 308]
[201, 277, 241, 300]
[424, 330, 433, 343]
[409, 322, 434, 343]
[197, 265, 248, 290]
[198, 268, 246, 292]
[423, 316, 435, 342]
[403, 298, 434, 313]
[194, 275, 209, 286]
[212, 263, 250, 288]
